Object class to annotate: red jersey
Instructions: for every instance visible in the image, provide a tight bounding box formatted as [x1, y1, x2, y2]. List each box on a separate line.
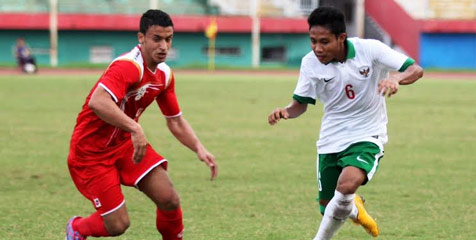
[69, 45, 181, 163]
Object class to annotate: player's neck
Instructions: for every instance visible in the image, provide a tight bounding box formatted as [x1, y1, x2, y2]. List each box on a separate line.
[336, 41, 347, 63]
[145, 61, 157, 72]
[144, 56, 158, 72]
[140, 48, 158, 72]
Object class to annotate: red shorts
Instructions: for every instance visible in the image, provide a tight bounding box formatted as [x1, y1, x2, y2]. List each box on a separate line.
[68, 140, 167, 216]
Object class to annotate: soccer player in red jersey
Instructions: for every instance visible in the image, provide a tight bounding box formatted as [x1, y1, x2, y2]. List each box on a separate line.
[65, 9, 218, 240]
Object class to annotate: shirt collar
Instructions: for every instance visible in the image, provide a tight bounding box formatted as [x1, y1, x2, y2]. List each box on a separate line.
[329, 39, 356, 64]
[345, 39, 356, 59]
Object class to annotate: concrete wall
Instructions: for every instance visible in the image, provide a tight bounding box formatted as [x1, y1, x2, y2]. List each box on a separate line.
[0, 30, 50, 65]
[0, 30, 309, 67]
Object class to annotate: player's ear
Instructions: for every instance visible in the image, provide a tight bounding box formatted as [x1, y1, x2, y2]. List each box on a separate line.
[337, 32, 347, 43]
[137, 32, 144, 44]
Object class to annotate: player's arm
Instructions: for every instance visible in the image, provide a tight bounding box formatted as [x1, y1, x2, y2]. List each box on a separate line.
[88, 86, 147, 163]
[166, 115, 218, 181]
[377, 63, 423, 98]
[371, 39, 424, 98]
[268, 100, 308, 125]
[269, 55, 316, 125]
[393, 64, 424, 85]
[89, 61, 146, 163]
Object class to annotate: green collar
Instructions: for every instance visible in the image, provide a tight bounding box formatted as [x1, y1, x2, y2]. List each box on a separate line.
[330, 39, 355, 64]
[346, 39, 355, 59]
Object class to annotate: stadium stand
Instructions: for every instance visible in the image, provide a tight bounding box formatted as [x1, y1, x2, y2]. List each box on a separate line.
[0, 0, 473, 69]
[0, 0, 48, 13]
[209, 0, 315, 17]
[395, 0, 476, 19]
[428, 0, 475, 19]
[366, 0, 475, 69]
[0, 0, 209, 15]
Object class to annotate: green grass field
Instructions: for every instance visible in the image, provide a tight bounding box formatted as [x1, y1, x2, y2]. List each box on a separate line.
[0, 72, 474, 240]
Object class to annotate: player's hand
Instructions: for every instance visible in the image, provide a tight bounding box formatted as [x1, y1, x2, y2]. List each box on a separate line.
[378, 76, 400, 98]
[268, 108, 289, 125]
[197, 148, 218, 181]
[131, 124, 148, 164]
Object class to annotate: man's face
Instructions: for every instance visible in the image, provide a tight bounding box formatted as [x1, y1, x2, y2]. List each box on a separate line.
[17, 39, 25, 47]
[309, 26, 346, 64]
[138, 25, 173, 65]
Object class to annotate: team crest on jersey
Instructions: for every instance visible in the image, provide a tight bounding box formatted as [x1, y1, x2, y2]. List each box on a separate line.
[135, 86, 147, 101]
[129, 83, 162, 101]
[359, 66, 370, 78]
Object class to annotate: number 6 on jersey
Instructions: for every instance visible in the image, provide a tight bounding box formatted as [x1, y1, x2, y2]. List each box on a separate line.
[345, 84, 355, 99]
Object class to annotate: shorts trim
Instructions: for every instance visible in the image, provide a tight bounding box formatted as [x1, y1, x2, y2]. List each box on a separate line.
[134, 159, 168, 186]
[100, 199, 125, 216]
[367, 149, 384, 180]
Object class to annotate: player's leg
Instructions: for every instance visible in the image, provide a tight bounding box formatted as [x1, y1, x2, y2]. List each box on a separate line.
[18, 58, 26, 72]
[68, 203, 129, 238]
[138, 166, 183, 240]
[314, 141, 382, 239]
[313, 153, 343, 240]
[118, 143, 183, 240]
[321, 166, 366, 237]
[339, 141, 383, 237]
[316, 153, 340, 214]
[314, 168, 364, 240]
[314, 154, 365, 240]
[316, 141, 382, 239]
[66, 161, 130, 239]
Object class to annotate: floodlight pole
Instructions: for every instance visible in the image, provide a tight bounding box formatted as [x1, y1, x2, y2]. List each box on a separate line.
[251, 0, 260, 68]
[49, 0, 58, 67]
[149, 0, 159, 9]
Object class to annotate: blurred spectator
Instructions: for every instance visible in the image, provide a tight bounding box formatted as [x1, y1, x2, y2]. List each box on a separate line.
[15, 38, 37, 73]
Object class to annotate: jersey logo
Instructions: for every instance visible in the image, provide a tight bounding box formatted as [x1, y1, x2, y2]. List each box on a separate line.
[93, 198, 102, 208]
[133, 84, 163, 101]
[359, 66, 370, 78]
[319, 77, 335, 82]
[135, 86, 147, 101]
[356, 156, 368, 164]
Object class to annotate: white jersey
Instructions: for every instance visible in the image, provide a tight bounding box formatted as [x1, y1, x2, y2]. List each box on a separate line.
[293, 37, 415, 154]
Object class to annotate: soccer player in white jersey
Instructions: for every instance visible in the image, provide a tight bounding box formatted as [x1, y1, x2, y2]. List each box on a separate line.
[268, 6, 423, 239]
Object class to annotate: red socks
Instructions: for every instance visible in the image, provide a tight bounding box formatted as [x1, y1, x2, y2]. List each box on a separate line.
[72, 208, 183, 239]
[73, 212, 110, 237]
[156, 208, 184, 240]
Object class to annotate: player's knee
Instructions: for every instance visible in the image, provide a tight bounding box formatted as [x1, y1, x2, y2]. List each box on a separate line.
[158, 193, 181, 210]
[337, 167, 367, 194]
[106, 216, 130, 236]
[164, 195, 181, 210]
[336, 180, 360, 194]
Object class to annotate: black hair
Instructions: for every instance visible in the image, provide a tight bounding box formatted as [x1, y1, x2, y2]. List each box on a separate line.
[307, 6, 346, 36]
[140, 9, 174, 34]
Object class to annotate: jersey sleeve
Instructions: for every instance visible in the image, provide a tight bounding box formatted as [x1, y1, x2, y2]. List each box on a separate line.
[156, 72, 182, 118]
[293, 57, 317, 105]
[369, 39, 415, 72]
[98, 60, 141, 102]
